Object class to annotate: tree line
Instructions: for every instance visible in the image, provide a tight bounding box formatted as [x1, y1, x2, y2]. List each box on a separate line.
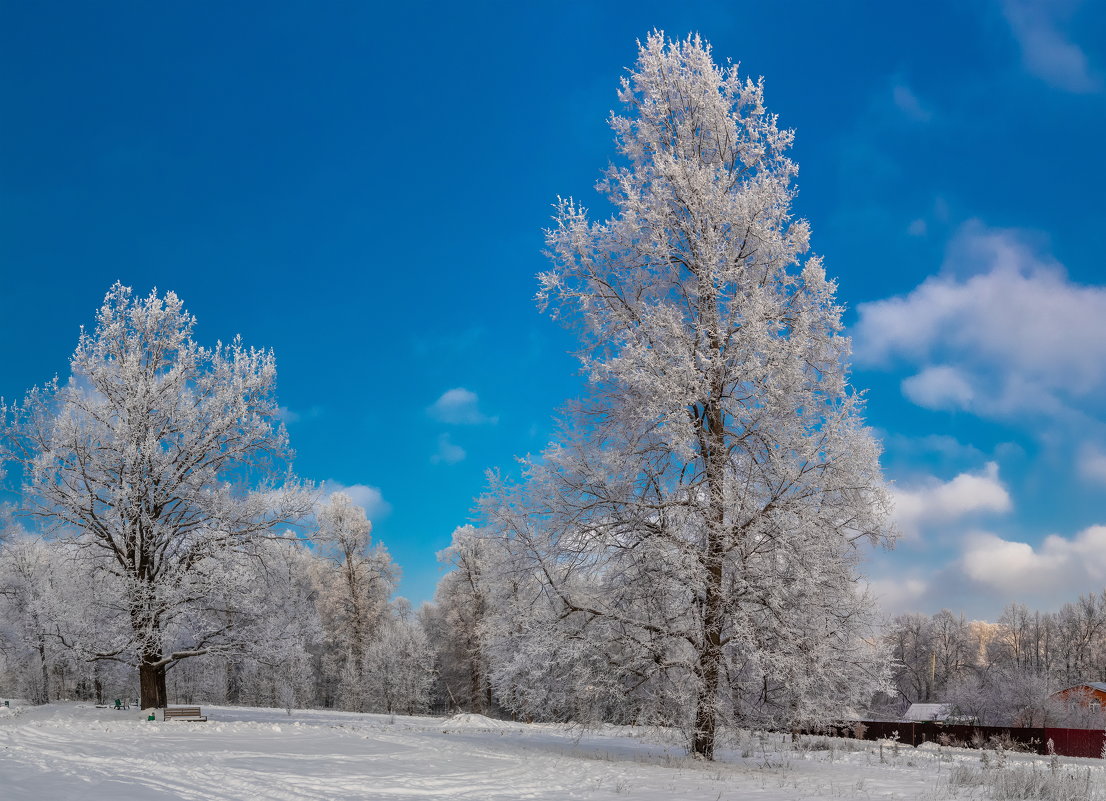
[882, 597, 1106, 728]
[0, 483, 433, 715]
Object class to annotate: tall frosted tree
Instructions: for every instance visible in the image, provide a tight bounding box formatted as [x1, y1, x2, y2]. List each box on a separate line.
[311, 491, 396, 711]
[364, 599, 436, 716]
[482, 32, 893, 759]
[0, 284, 311, 708]
[427, 525, 498, 713]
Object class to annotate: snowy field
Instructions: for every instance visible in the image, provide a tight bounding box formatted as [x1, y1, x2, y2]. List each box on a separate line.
[1, 701, 1104, 800]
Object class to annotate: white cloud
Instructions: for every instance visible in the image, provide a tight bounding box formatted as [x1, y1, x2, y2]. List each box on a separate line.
[431, 433, 466, 465]
[1078, 445, 1106, 486]
[867, 576, 930, 616]
[891, 82, 932, 122]
[319, 480, 391, 520]
[854, 222, 1106, 421]
[901, 365, 975, 410]
[1001, 0, 1099, 93]
[960, 525, 1106, 596]
[427, 387, 497, 425]
[893, 462, 1012, 537]
[276, 405, 323, 425]
[907, 218, 927, 237]
[866, 519, 1106, 618]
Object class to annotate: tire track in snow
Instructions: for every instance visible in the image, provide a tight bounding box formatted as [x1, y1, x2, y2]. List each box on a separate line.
[0, 714, 559, 800]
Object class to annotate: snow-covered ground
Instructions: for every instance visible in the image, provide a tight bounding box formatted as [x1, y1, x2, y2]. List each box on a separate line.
[1, 701, 1103, 800]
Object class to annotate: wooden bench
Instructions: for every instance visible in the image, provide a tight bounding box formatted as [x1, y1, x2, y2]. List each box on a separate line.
[163, 706, 208, 722]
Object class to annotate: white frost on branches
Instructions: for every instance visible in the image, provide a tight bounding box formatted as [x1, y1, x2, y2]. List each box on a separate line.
[479, 31, 894, 759]
[0, 284, 313, 707]
[310, 491, 398, 711]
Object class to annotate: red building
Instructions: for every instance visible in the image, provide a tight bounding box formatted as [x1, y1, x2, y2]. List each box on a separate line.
[1051, 682, 1106, 713]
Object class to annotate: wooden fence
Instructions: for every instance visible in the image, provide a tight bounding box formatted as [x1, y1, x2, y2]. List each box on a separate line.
[811, 720, 1106, 759]
[1045, 727, 1106, 758]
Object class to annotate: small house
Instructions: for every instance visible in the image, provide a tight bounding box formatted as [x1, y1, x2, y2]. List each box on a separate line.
[1051, 682, 1106, 713]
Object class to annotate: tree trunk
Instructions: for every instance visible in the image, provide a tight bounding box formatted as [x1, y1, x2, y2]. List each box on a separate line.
[37, 635, 50, 704]
[692, 533, 725, 759]
[470, 647, 486, 714]
[341, 556, 368, 713]
[226, 659, 240, 704]
[139, 661, 167, 709]
[692, 397, 727, 761]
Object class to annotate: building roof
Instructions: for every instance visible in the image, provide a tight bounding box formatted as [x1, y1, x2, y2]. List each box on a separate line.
[1056, 682, 1106, 694]
[903, 703, 954, 722]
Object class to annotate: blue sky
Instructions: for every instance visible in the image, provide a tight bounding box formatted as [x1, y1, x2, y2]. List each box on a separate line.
[2, 1, 1104, 618]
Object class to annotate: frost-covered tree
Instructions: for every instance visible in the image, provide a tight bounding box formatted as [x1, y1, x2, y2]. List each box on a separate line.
[884, 610, 978, 705]
[426, 525, 498, 713]
[0, 526, 133, 705]
[310, 492, 396, 711]
[245, 536, 324, 711]
[0, 284, 312, 708]
[0, 534, 66, 702]
[481, 32, 893, 758]
[165, 534, 324, 709]
[1052, 594, 1106, 682]
[364, 599, 435, 715]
